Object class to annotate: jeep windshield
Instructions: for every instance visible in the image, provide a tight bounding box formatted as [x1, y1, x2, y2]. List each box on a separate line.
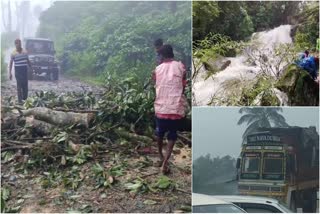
[26, 40, 54, 54]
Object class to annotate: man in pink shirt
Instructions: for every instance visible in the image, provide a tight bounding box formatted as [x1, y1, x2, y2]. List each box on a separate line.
[152, 44, 187, 174]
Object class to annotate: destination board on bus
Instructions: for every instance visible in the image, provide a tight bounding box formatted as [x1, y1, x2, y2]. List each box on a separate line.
[247, 134, 281, 145]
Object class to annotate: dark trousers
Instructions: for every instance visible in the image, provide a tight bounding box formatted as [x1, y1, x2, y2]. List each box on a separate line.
[15, 66, 28, 103]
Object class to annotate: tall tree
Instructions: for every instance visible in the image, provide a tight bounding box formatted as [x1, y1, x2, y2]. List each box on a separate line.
[238, 107, 289, 142]
[1, 0, 12, 32]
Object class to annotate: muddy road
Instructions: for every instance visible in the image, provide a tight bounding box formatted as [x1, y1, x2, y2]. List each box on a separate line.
[1, 73, 104, 102]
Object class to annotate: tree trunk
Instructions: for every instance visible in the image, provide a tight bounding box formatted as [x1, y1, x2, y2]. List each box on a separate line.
[8, 0, 12, 32]
[21, 107, 94, 128]
[25, 116, 54, 135]
[115, 128, 153, 144]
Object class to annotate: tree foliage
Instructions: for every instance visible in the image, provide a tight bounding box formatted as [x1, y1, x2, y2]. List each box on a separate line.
[193, 1, 303, 42]
[238, 107, 289, 142]
[37, 1, 192, 84]
[294, 1, 319, 51]
[193, 154, 236, 191]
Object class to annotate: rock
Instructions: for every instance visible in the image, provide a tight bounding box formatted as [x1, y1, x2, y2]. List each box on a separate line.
[261, 54, 268, 62]
[276, 64, 319, 106]
[219, 60, 231, 71]
[9, 175, 17, 182]
[203, 56, 230, 73]
[250, 61, 257, 66]
[2, 174, 10, 179]
[290, 24, 299, 39]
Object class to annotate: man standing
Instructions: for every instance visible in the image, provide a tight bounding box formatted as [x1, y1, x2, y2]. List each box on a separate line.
[9, 39, 33, 104]
[152, 44, 187, 174]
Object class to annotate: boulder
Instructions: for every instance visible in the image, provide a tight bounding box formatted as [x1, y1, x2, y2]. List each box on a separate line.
[276, 64, 319, 106]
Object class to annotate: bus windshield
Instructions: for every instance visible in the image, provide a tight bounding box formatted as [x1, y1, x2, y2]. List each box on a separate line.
[262, 153, 284, 180]
[264, 158, 283, 174]
[242, 153, 260, 173]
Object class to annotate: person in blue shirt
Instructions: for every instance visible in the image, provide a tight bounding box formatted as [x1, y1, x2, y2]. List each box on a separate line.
[296, 51, 319, 80]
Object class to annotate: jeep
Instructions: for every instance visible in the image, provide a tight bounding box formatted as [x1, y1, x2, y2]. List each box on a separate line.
[24, 38, 59, 80]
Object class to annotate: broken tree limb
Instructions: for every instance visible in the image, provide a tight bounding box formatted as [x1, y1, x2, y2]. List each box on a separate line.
[21, 107, 94, 128]
[86, 123, 121, 143]
[52, 107, 99, 113]
[2, 140, 30, 146]
[1, 111, 22, 130]
[115, 128, 153, 144]
[177, 133, 191, 147]
[25, 116, 54, 135]
[18, 137, 53, 141]
[1, 145, 32, 152]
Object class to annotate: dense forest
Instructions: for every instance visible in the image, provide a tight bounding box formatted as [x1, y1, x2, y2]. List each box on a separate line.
[37, 1, 192, 84]
[193, 1, 319, 49]
[193, 154, 237, 194]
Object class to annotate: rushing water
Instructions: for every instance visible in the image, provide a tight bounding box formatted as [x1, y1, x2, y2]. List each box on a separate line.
[194, 25, 293, 106]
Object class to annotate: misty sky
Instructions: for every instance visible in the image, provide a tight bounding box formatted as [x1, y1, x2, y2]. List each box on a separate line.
[193, 107, 319, 159]
[1, 0, 52, 35]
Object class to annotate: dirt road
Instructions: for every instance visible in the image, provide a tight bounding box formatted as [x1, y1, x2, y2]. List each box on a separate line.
[1, 74, 103, 101]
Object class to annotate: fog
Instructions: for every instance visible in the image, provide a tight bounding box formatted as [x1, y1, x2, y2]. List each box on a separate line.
[1, 0, 52, 36]
[1, 0, 53, 64]
[192, 107, 319, 159]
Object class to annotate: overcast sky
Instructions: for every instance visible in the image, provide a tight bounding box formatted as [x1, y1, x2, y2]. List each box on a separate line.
[192, 107, 319, 159]
[1, 0, 52, 35]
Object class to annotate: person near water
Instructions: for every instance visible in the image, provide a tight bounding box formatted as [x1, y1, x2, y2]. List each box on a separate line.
[154, 38, 163, 65]
[296, 53, 319, 80]
[9, 39, 34, 104]
[152, 44, 187, 174]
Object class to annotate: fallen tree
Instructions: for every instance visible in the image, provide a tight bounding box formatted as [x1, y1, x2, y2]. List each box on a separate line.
[1, 74, 191, 164]
[21, 107, 94, 128]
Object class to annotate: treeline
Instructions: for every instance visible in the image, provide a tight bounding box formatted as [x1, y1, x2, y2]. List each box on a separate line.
[37, 1, 191, 83]
[193, 1, 319, 50]
[193, 154, 237, 192]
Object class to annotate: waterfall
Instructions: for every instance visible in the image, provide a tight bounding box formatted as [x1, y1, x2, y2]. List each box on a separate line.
[193, 25, 293, 106]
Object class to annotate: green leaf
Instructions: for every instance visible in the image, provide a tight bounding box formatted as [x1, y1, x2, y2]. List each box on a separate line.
[124, 181, 143, 192]
[143, 199, 157, 205]
[1, 187, 10, 201]
[154, 176, 172, 189]
[1, 196, 5, 213]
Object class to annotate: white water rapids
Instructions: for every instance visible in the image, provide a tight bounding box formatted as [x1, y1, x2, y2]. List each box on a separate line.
[193, 25, 293, 106]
